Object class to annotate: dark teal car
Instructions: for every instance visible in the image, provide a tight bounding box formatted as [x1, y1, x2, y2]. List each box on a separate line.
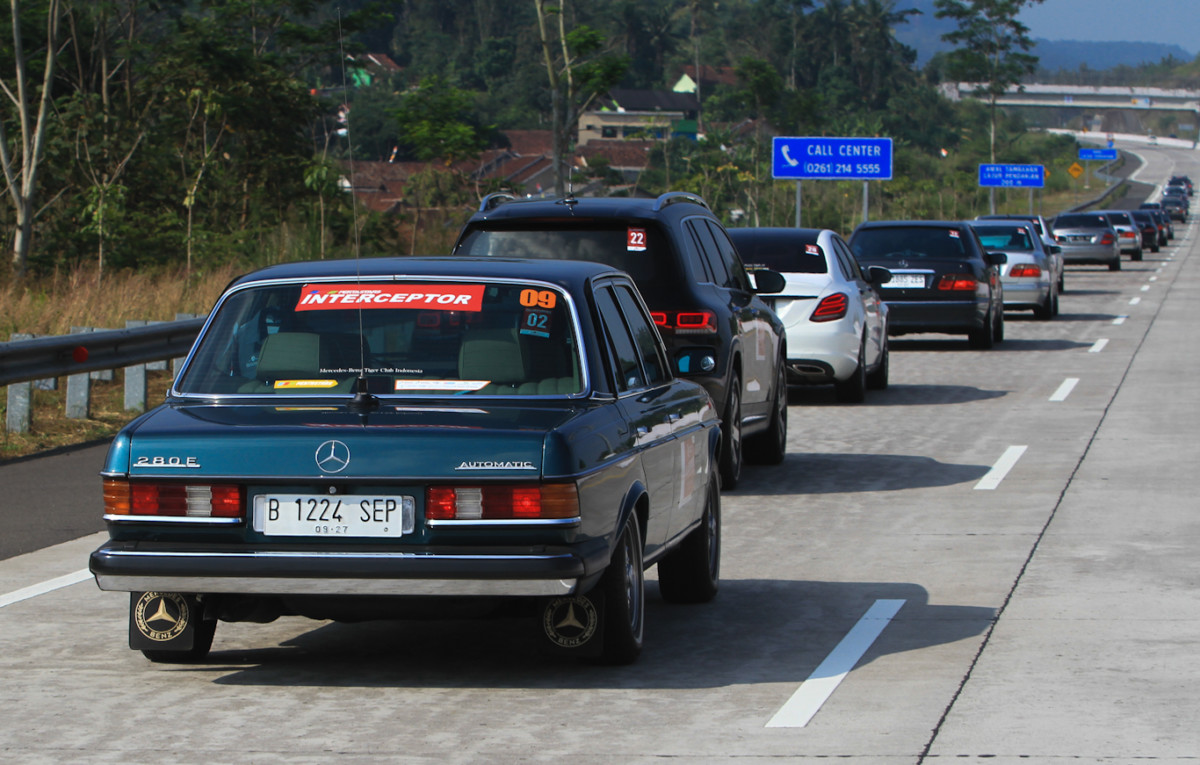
[90, 258, 722, 665]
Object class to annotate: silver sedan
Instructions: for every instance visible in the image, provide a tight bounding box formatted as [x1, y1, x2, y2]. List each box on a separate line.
[969, 221, 1060, 320]
[1051, 213, 1121, 271]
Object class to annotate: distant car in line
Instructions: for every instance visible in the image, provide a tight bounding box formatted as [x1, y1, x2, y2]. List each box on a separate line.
[1050, 213, 1121, 271]
[968, 220, 1060, 319]
[849, 220, 1006, 349]
[728, 227, 891, 403]
[1139, 204, 1174, 241]
[1096, 210, 1143, 261]
[975, 213, 1065, 293]
[1128, 209, 1161, 253]
[1161, 195, 1188, 222]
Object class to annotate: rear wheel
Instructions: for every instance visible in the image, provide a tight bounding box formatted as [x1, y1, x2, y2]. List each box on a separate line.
[1033, 289, 1054, 320]
[746, 362, 787, 464]
[1133, 248, 1143, 262]
[1109, 258, 1122, 271]
[597, 514, 645, 665]
[718, 375, 743, 490]
[969, 309, 995, 349]
[657, 477, 721, 604]
[834, 340, 867, 403]
[866, 335, 889, 390]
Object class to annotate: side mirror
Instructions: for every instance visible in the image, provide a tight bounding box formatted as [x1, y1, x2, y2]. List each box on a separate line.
[1049, 244, 1062, 255]
[987, 252, 1008, 266]
[749, 268, 786, 294]
[867, 266, 891, 285]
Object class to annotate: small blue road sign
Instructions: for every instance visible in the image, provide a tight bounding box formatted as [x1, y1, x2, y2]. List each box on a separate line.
[1079, 148, 1118, 161]
[773, 137, 893, 181]
[978, 164, 1045, 188]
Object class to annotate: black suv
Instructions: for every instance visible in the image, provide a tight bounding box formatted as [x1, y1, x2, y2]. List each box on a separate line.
[454, 192, 787, 489]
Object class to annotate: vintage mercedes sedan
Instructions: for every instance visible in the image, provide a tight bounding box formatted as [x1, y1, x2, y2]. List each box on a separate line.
[89, 258, 722, 665]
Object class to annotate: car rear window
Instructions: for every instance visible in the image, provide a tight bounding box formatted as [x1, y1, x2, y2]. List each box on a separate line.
[851, 226, 969, 261]
[726, 230, 828, 274]
[456, 223, 684, 304]
[973, 225, 1033, 251]
[176, 280, 583, 397]
[1054, 214, 1107, 228]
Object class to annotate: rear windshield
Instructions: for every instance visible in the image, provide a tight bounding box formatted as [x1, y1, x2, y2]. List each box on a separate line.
[726, 231, 828, 274]
[456, 223, 683, 304]
[1054, 214, 1108, 228]
[176, 280, 583, 397]
[851, 226, 969, 261]
[973, 225, 1033, 251]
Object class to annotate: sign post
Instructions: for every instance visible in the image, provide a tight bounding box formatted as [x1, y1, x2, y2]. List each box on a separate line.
[773, 137, 893, 226]
[1079, 148, 1117, 191]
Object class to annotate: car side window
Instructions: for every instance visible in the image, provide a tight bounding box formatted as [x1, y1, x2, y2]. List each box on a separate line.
[833, 237, 865, 282]
[613, 284, 668, 387]
[686, 219, 725, 285]
[706, 221, 753, 292]
[678, 220, 715, 284]
[594, 285, 644, 392]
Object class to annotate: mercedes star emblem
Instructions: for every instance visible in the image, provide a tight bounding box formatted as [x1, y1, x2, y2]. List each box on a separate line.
[315, 440, 351, 473]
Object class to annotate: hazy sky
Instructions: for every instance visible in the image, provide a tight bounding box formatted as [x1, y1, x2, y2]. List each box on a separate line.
[1018, 0, 1200, 55]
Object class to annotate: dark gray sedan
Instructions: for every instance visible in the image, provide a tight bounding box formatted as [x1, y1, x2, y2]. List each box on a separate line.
[1051, 213, 1121, 271]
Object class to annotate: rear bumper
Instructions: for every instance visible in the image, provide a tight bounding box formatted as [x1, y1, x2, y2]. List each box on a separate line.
[883, 300, 986, 335]
[90, 540, 607, 597]
[1000, 279, 1049, 309]
[1059, 246, 1119, 265]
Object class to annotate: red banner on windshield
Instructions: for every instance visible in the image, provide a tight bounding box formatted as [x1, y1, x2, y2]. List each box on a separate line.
[295, 284, 485, 312]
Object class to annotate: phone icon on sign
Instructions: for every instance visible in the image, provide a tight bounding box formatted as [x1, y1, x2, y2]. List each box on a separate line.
[781, 145, 799, 167]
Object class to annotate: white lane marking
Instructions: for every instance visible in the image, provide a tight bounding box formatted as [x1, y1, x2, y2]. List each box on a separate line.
[0, 569, 92, 609]
[1113, 315, 1128, 325]
[1089, 338, 1109, 353]
[1140, 285, 1150, 292]
[1130, 297, 1141, 305]
[1149, 276, 1158, 282]
[766, 599, 906, 728]
[974, 445, 1028, 491]
[1050, 378, 1079, 402]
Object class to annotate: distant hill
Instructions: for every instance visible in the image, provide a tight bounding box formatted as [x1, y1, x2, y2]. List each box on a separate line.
[892, 0, 1193, 71]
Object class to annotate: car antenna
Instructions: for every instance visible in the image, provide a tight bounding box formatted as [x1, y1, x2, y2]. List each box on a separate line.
[337, 10, 377, 412]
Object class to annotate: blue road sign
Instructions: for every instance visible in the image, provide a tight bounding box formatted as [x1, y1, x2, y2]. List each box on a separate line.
[773, 137, 893, 181]
[1079, 148, 1118, 161]
[978, 164, 1045, 188]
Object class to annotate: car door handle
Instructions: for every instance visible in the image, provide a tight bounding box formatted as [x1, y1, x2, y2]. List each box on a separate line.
[636, 426, 650, 436]
[666, 413, 681, 423]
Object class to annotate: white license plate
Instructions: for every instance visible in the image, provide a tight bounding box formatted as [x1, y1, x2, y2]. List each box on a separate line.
[883, 274, 926, 288]
[255, 494, 415, 537]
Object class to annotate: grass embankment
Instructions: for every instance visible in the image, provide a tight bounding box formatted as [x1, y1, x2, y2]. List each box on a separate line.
[0, 265, 237, 461]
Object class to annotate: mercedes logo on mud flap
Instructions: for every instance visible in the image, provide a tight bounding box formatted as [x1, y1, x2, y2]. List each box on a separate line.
[133, 592, 190, 642]
[542, 596, 599, 649]
[315, 440, 351, 474]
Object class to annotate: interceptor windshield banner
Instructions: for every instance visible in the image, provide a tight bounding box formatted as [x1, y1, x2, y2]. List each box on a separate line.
[295, 284, 486, 312]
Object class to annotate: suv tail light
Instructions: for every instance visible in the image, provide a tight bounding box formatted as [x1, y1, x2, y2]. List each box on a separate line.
[937, 274, 978, 291]
[426, 484, 579, 520]
[1009, 264, 1042, 278]
[104, 479, 243, 518]
[652, 311, 717, 334]
[810, 293, 849, 322]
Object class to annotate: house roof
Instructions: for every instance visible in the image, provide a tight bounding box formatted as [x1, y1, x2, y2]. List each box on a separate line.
[576, 140, 654, 170]
[678, 65, 738, 88]
[595, 88, 699, 113]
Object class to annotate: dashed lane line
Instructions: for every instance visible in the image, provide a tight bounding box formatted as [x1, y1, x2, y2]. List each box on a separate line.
[974, 445, 1028, 491]
[0, 569, 92, 609]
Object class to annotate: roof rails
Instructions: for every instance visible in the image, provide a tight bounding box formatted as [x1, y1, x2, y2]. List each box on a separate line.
[654, 191, 709, 211]
[478, 192, 516, 212]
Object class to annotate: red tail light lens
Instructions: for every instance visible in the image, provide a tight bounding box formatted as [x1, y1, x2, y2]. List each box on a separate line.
[810, 293, 849, 322]
[652, 311, 717, 334]
[937, 274, 978, 291]
[1009, 265, 1042, 278]
[104, 480, 243, 518]
[426, 485, 579, 520]
[1100, 233, 1116, 245]
[1119, 230, 1135, 239]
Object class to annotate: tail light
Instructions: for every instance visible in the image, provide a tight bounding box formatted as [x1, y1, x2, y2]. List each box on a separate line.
[426, 484, 579, 520]
[937, 274, 978, 291]
[104, 479, 243, 518]
[1119, 230, 1136, 240]
[810, 293, 849, 322]
[1009, 265, 1042, 278]
[652, 311, 717, 334]
[1099, 233, 1116, 245]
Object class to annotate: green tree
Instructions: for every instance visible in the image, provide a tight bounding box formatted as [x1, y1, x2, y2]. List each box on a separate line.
[393, 75, 493, 164]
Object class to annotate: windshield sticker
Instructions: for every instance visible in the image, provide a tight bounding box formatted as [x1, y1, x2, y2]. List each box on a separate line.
[627, 228, 647, 252]
[520, 308, 552, 338]
[274, 379, 339, 389]
[519, 288, 558, 309]
[295, 284, 485, 312]
[948, 230, 960, 238]
[805, 244, 821, 255]
[394, 379, 491, 392]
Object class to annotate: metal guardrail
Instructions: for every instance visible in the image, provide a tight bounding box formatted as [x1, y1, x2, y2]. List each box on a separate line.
[0, 318, 205, 387]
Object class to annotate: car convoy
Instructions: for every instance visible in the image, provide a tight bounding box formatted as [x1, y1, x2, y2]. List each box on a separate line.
[88, 174, 1188, 665]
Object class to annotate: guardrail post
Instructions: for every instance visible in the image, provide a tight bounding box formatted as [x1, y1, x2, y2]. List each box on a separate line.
[124, 320, 148, 412]
[66, 370, 90, 419]
[6, 334, 36, 434]
[72, 327, 114, 381]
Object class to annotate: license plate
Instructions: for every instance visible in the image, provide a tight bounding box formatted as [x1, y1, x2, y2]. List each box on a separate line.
[883, 274, 926, 288]
[255, 494, 415, 537]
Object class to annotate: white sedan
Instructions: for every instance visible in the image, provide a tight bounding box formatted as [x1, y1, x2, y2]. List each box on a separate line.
[730, 227, 890, 403]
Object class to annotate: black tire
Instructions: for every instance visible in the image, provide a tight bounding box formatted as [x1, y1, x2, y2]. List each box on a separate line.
[834, 340, 867, 403]
[141, 618, 216, 664]
[1109, 258, 1122, 271]
[1133, 249, 1143, 262]
[1033, 289, 1054, 320]
[746, 362, 787, 464]
[1051, 286, 1060, 317]
[657, 478, 721, 604]
[993, 304, 1005, 343]
[866, 335, 889, 390]
[718, 375, 743, 490]
[969, 309, 995, 349]
[596, 514, 645, 665]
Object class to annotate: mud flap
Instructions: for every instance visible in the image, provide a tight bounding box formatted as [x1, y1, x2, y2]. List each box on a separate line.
[128, 592, 205, 652]
[540, 590, 606, 658]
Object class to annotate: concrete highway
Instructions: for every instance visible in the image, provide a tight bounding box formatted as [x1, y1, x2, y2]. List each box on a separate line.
[0, 141, 1196, 763]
